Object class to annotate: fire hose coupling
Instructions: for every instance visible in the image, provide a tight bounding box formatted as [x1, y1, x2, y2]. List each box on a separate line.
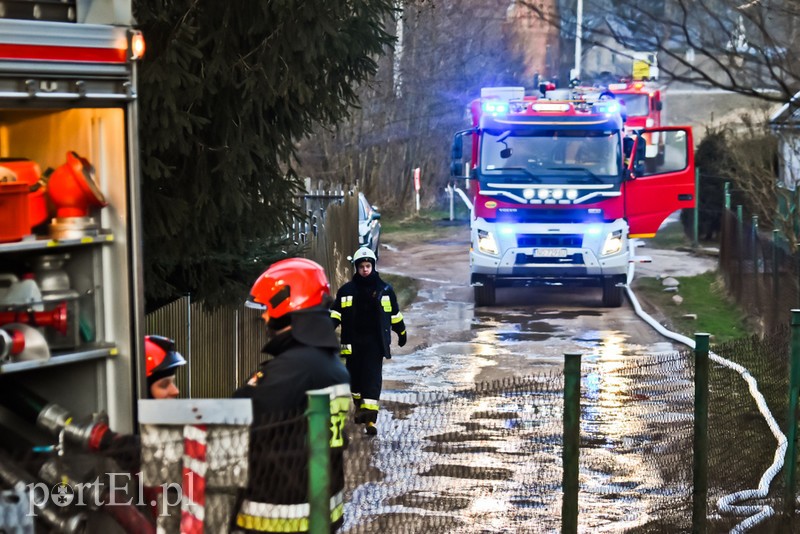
[61, 413, 111, 452]
[0, 327, 25, 360]
[36, 403, 71, 436]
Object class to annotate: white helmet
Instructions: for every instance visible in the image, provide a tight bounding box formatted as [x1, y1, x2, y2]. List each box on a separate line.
[351, 247, 377, 266]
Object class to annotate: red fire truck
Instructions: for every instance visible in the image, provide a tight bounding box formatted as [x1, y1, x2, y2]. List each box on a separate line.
[451, 86, 695, 307]
[607, 81, 664, 160]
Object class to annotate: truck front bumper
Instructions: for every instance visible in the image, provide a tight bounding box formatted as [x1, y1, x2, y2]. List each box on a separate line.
[469, 219, 629, 288]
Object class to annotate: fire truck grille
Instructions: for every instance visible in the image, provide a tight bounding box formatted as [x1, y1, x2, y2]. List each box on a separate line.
[515, 253, 585, 265]
[516, 234, 583, 248]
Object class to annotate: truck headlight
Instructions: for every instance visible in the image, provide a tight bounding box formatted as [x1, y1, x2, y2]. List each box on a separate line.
[601, 230, 623, 256]
[477, 229, 499, 255]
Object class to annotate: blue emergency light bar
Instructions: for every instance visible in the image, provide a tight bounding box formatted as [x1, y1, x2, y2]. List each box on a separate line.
[483, 101, 508, 114]
[592, 101, 620, 114]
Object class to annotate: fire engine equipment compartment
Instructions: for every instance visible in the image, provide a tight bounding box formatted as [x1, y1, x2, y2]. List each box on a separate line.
[0, 6, 144, 532]
[0, 106, 137, 438]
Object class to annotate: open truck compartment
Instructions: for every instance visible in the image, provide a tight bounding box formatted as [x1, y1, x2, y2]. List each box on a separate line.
[0, 4, 145, 530]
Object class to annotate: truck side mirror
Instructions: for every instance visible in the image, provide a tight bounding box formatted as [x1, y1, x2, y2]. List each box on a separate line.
[451, 135, 464, 177]
[451, 135, 463, 161]
[655, 101, 663, 111]
[623, 137, 635, 160]
[631, 134, 647, 176]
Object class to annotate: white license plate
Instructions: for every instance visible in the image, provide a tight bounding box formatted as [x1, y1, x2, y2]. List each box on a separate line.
[533, 248, 568, 258]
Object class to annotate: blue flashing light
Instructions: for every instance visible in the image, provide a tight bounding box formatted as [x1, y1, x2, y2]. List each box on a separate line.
[594, 102, 620, 115]
[483, 101, 508, 114]
[498, 225, 515, 236]
[585, 225, 603, 236]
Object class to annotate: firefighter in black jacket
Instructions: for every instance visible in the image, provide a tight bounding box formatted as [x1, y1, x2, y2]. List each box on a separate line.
[330, 247, 407, 436]
[233, 257, 350, 533]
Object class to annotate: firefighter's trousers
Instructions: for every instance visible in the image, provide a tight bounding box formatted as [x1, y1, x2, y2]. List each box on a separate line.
[345, 340, 384, 425]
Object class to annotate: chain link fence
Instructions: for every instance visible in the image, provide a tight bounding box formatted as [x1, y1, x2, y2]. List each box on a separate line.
[2, 326, 800, 532]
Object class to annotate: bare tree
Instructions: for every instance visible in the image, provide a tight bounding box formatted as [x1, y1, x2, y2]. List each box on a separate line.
[522, 0, 800, 103]
[295, 0, 531, 213]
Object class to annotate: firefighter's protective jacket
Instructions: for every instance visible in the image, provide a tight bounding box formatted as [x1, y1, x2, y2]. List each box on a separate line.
[330, 272, 405, 359]
[232, 309, 350, 533]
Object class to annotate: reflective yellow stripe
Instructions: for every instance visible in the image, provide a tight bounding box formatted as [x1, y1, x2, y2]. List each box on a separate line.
[361, 398, 379, 412]
[380, 295, 392, 312]
[330, 310, 341, 320]
[236, 495, 344, 532]
[340, 344, 351, 355]
[237, 514, 308, 532]
[391, 313, 404, 324]
[329, 393, 350, 448]
[341, 296, 353, 308]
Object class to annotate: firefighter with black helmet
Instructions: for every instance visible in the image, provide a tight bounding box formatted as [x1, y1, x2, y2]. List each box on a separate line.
[144, 335, 186, 399]
[233, 257, 350, 533]
[330, 246, 407, 436]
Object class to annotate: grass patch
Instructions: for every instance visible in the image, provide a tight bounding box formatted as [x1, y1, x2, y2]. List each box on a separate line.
[648, 220, 693, 249]
[381, 210, 469, 242]
[633, 271, 750, 343]
[383, 273, 420, 309]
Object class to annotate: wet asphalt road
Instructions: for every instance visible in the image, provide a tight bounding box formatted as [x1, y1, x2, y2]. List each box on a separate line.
[378, 223, 716, 388]
[342, 222, 718, 533]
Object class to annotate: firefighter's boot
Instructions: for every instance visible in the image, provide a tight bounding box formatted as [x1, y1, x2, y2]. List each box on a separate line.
[364, 422, 378, 436]
[352, 394, 368, 424]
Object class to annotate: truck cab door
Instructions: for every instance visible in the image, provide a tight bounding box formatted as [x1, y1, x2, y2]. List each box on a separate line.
[623, 126, 696, 237]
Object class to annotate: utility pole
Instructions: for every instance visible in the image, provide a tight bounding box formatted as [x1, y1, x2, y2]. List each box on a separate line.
[570, 0, 583, 83]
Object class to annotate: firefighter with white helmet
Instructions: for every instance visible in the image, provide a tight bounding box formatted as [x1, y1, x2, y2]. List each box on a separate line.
[234, 257, 350, 533]
[331, 246, 407, 436]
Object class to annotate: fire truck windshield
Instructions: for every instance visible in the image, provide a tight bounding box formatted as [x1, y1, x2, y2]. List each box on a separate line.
[619, 94, 649, 117]
[480, 129, 621, 184]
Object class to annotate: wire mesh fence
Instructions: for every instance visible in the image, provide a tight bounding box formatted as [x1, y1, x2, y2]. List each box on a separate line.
[5, 328, 800, 532]
[719, 207, 800, 334]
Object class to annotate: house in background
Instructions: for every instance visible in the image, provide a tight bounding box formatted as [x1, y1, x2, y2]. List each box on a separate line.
[770, 92, 800, 190]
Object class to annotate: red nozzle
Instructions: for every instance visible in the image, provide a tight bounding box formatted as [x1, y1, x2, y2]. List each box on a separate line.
[0, 302, 68, 335]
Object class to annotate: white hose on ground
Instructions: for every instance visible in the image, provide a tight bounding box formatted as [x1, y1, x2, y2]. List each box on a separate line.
[451, 186, 473, 212]
[626, 240, 787, 533]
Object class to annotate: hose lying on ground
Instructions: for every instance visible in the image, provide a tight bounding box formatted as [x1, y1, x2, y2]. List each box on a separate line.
[626, 241, 785, 534]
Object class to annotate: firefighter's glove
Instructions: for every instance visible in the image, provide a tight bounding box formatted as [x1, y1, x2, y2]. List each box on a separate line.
[398, 330, 407, 347]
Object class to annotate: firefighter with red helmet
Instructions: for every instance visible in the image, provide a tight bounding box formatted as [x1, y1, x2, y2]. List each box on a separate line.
[233, 257, 350, 533]
[144, 335, 186, 399]
[330, 247, 407, 436]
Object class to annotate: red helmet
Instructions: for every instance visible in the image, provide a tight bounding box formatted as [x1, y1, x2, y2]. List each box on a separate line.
[145, 335, 186, 378]
[246, 258, 330, 320]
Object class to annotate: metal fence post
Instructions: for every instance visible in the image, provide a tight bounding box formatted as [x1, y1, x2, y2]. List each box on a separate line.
[307, 388, 332, 534]
[694, 167, 700, 247]
[785, 310, 800, 513]
[724, 182, 730, 211]
[737, 205, 744, 298]
[692, 333, 710, 533]
[773, 230, 780, 330]
[752, 216, 760, 312]
[187, 292, 192, 399]
[563, 352, 581, 534]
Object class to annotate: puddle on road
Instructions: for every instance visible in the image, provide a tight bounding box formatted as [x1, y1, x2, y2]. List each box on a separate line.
[349, 269, 693, 532]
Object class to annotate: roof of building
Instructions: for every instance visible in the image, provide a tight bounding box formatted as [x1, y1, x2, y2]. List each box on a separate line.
[770, 90, 800, 126]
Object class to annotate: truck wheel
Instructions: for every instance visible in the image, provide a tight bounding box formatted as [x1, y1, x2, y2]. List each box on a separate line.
[474, 280, 496, 307]
[602, 279, 623, 308]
